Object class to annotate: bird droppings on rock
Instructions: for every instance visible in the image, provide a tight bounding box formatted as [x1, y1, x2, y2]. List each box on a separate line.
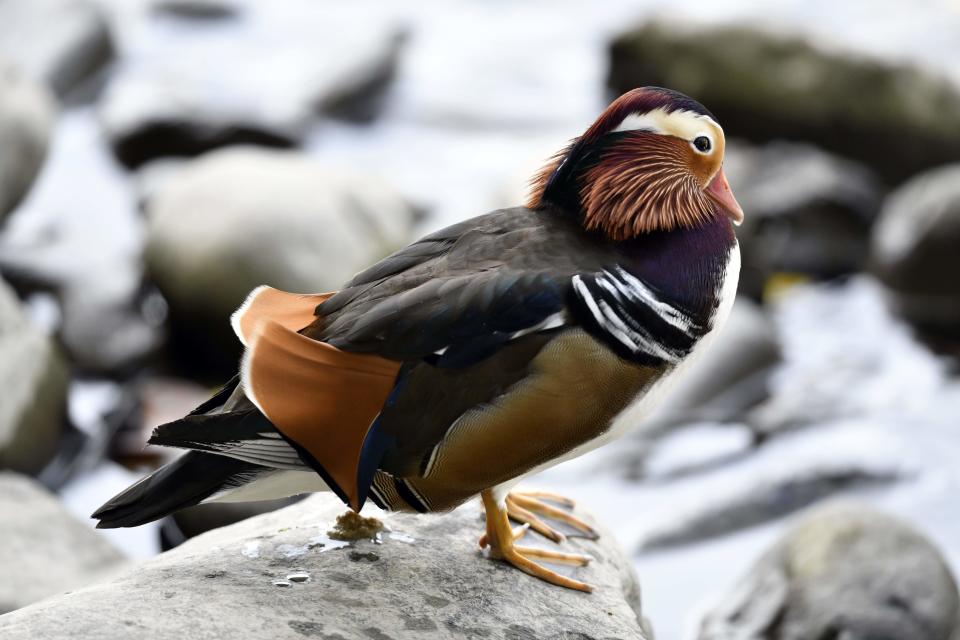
[239, 541, 260, 559]
[286, 571, 310, 583]
[388, 532, 416, 544]
[306, 534, 351, 553]
[276, 543, 309, 559]
[327, 511, 385, 541]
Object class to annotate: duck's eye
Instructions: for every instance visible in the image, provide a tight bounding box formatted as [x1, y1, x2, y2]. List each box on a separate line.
[693, 136, 712, 153]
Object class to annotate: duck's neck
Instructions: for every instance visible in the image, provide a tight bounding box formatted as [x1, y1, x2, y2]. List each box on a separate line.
[616, 214, 737, 326]
[567, 213, 738, 367]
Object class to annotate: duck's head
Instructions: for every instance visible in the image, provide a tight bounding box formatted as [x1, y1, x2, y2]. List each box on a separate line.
[528, 87, 744, 241]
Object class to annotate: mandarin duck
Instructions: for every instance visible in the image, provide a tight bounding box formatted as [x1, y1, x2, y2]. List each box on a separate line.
[94, 87, 743, 592]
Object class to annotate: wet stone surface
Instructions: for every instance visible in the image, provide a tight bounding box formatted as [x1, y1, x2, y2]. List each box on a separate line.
[0, 493, 650, 639]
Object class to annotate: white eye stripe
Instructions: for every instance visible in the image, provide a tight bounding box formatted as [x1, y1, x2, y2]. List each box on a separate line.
[612, 108, 722, 146]
[613, 112, 668, 135]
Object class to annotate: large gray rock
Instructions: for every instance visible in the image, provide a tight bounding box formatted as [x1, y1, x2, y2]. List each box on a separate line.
[101, 5, 403, 167]
[0, 58, 56, 222]
[0, 0, 113, 98]
[144, 147, 415, 376]
[608, 22, 960, 184]
[697, 502, 960, 640]
[872, 164, 960, 341]
[724, 142, 882, 299]
[0, 493, 651, 639]
[0, 278, 69, 475]
[0, 472, 128, 614]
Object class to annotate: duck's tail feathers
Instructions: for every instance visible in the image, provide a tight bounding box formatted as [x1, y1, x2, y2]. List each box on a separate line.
[91, 451, 263, 529]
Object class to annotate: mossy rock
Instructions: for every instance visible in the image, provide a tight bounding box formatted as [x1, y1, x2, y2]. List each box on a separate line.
[608, 22, 960, 184]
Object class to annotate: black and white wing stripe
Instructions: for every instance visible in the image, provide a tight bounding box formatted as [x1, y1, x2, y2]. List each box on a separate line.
[570, 268, 707, 366]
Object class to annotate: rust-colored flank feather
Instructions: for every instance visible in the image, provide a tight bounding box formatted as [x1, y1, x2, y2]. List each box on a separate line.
[234, 286, 400, 510]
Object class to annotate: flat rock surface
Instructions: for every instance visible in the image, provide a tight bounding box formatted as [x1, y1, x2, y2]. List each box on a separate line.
[0, 472, 128, 614]
[0, 493, 650, 640]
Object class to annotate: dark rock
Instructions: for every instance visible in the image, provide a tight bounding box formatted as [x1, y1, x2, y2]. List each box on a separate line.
[637, 467, 898, 551]
[100, 8, 403, 167]
[0, 0, 113, 98]
[608, 22, 960, 183]
[0, 494, 651, 639]
[725, 142, 883, 299]
[0, 472, 128, 614]
[697, 502, 960, 640]
[0, 278, 69, 475]
[143, 147, 414, 378]
[872, 164, 960, 341]
[0, 58, 55, 222]
[0, 243, 162, 376]
[151, 0, 240, 20]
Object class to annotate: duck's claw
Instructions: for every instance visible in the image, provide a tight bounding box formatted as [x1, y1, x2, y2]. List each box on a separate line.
[507, 491, 599, 541]
[479, 489, 594, 593]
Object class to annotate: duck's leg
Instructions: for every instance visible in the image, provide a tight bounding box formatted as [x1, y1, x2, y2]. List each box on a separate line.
[478, 489, 594, 593]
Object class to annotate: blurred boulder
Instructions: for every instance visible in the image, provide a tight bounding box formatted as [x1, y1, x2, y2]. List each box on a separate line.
[0, 0, 113, 99]
[101, 8, 403, 167]
[0, 278, 69, 475]
[645, 297, 781, 431]
[0, 493, 651, 639]
[0, 245, 163, 375]
[0, 472, 128, 614]
[0, 58, 56, 222]
[144, 147, 415, 377]
[872, 164, 960, 341]
[151, 0, 239, 20]
[608, 22, 960, 184]
[604, 298, 780, 480]
[637, 467, 897, 552]
[697, 502, 960, 640]
[0, 105, 160, 375]
[724, 142, 882, 299]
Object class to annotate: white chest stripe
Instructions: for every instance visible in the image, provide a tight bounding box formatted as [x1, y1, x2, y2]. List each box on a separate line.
[612, 267, 693, 333]
[572, 274, 686, 363]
